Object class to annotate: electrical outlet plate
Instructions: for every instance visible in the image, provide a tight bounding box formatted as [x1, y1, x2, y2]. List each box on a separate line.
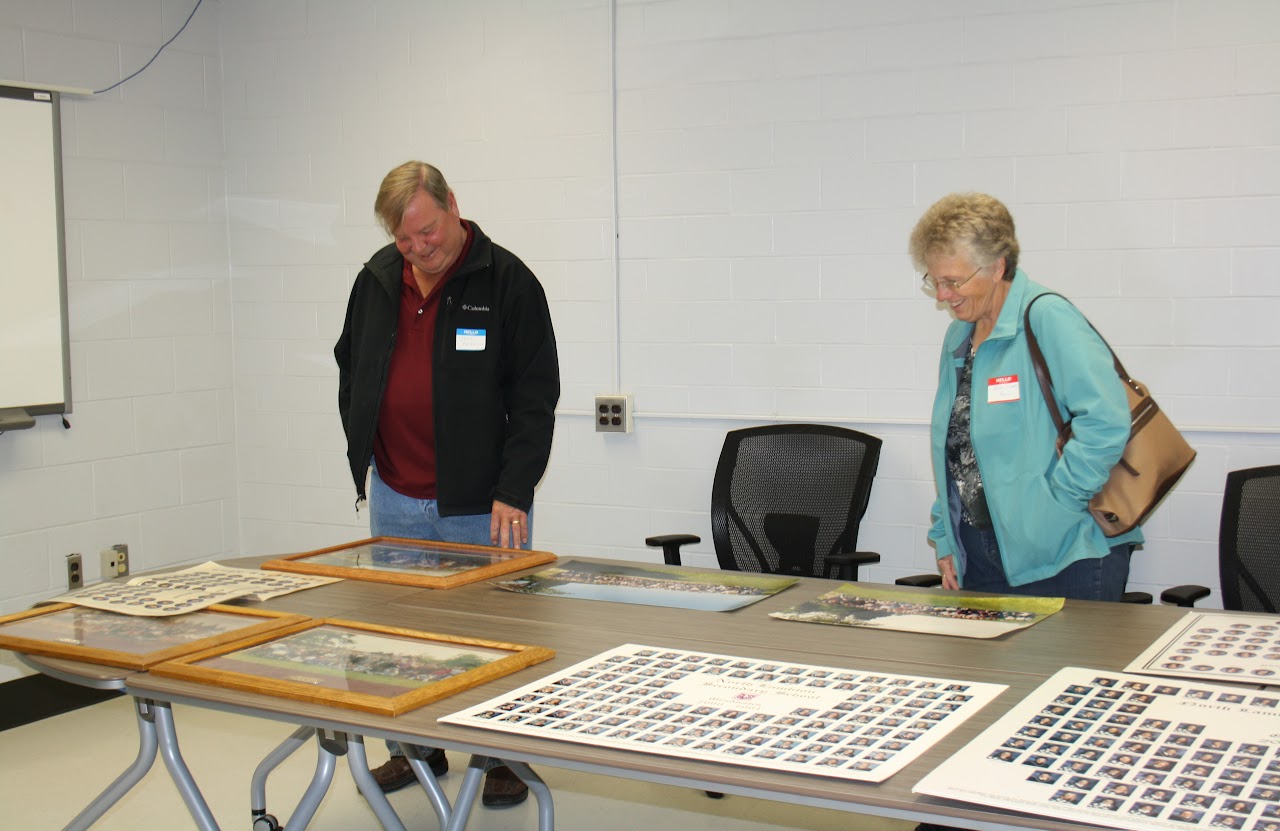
[66, 553, 82, 590]
[594, 394, 633, 433]
[99, 544, 129, 580]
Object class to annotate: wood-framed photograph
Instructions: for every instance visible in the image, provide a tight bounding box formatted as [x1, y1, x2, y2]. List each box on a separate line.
[0, 603, 309, 671]
[150, 618, 556, 716]
[259, 536, 557, 590]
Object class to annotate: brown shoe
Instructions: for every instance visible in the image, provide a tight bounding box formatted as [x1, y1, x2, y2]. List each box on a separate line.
[371, 749, 448, 793]
[481, 764, 529, 808]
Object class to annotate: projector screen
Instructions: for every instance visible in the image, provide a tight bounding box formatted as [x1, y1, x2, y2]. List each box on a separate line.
[0, 85, 71, 431]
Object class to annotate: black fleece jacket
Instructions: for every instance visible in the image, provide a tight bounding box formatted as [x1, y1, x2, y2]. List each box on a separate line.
[335, 222, 559, 515]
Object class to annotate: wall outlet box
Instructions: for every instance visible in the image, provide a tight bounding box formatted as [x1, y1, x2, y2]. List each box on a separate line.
[594, 394, 633, 433]
[99, 544, 129, 579]
[66, 553, 82, 590]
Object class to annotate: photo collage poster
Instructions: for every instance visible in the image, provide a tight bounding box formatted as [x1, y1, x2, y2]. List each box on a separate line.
[1126, 612, 1280, 685]
[443, 643, 1006, 784]
[915, 666, 1280, 831]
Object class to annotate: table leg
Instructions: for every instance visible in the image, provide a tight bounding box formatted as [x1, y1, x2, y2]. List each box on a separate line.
[504, 760, 555, 831]
[151, 699, 221, 831]
[442, 755, 488, 831]
[61, 696, 159, 831]
[346, 734, 408, 831]
[398, 742, 452, 828]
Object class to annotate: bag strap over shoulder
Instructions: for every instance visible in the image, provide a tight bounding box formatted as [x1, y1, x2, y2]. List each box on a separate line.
[1023, 292, 1136, 447]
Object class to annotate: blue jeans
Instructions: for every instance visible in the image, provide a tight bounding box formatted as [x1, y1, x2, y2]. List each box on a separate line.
[371, 462, 532, 758]
[369, 461, 532, 550]
[959, 519, 1132, 601]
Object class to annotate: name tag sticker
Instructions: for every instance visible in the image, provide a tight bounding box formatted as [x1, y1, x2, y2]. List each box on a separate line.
[987, 375, 1020, 403]
[456, 328, 486, 351]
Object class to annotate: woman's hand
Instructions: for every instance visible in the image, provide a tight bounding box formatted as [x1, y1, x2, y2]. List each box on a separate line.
[938, 555, 960, 590]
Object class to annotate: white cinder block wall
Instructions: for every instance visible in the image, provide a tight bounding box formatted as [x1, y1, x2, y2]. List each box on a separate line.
[3, 1, 1280, 682]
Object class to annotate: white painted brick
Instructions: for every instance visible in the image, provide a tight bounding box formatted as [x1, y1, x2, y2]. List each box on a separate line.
[165, 109, 225, 166]
[636, 172, 731, 216]
[179, 444, 236, 504]
[79, 220, 170, 281]
[965, 108, 1067, 158]
[1028, 252, 1121, 298]
[173, 333, 233, 391]
[821, 345, 917, 389]
[866, 114, 964, 162]
[640, 259, 731, 301]
[1122, 48, 1235, 101]
[866, 19, 962, 71]
[692, 301, 776, 344]
[727, 168, 819, 214]
[86, 339, 176, 399]
[774, 211, 868, 256]
[1231, 249, 1280, 295]
[1061, 1, 1175, 56]
[729, 344, 821, 387]
[0, 532, 52, 600]
[1234, 147, 1280, 196]
[821, 163, 915, 210]
[620, 86, 728, 132]
[915, 63, 1017, 114]
[700, 0, 823, 39]
[619, 40, 770, 89]
[1174, 96, 1280, 149]
[1122, 149, 1236, 200]
[1074, 296, 1175, 348]
[25, 31, 120, 91]
[1067, 101, 1177, 152]
[867, 299, 946, 346]
[684, 215, 773, 258]
[135, 391, 220, 452]
[776, 301, 866, 344]
[821, 254, 917, 301]
[822, 71, 917, 119]
[917, 159, 1017, 206]
[62, 158, 125, 221]
[773, 30, 867, 79]
[1229, 349, 1280, 397]
[1177, 197, 1280, 247]
[550, 301, 611, 343]
[864, 206, 921, 255]
[281, 340, 340, 377]
[119, 45, 207, 109]
[620, 301, 692, 343]
[93, 452, 182, 517]
[39, 398, 134, 465]
[774, 120, 867, 166]
[963, 10, 1065, 62]
[688, 385, 775, 415]
[131, 280, 215, 337]
[0, 27, 24, 81]
[1121, 347, 1228, 397]
[1015, 56, 1122, 107]
[1174, 298, 1280, 347]
[1237, 44, 1280, 95]
[617, 130, 690, 176]
[2, 0, 73, 31]
[621, 343, 732, 385]
[1016, 153, 1123, 203]
[1175, 0, 1280, 48]
[139, 501, 227, 565]
[1066, 201, 1175, 250]
[1119, 249, 1232, 298]
[730, 257, 820, 300]
[773, 387, 871, 419]
[682, 125, 773, 172]
[69, 281, 131, 341]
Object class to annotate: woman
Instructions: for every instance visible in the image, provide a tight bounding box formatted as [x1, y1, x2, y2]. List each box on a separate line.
[909, 193, 1142, 601]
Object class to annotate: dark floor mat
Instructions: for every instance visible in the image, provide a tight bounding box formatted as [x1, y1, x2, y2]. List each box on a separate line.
[0, 674, 121, 731]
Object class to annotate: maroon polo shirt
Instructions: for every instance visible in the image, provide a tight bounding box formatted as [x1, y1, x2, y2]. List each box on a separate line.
[373, 222, 474, 498]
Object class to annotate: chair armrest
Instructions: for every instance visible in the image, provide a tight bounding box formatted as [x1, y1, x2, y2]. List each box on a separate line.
[644, 534, 700, 566]
[1121, 591, 1153, 605]
[1160, 584, 1211, 608]
[827, 551, 880, 581]
[895, 573, 943, 589]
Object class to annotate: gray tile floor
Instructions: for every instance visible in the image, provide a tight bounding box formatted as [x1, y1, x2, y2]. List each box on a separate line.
[0, 695, 921, 830]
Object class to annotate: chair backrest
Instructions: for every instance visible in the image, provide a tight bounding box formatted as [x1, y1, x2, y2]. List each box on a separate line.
[709, 424, 881, 579]
[1219, 465, 1280, 613]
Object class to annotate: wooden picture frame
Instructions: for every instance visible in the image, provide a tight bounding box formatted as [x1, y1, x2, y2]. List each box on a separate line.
[259, 536, 557, 590]
[150, 618, 555, 716]
[0, 603, 308, 671]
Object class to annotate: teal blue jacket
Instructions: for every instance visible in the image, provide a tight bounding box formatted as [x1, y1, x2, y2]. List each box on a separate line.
[928, 270, 1143, 586]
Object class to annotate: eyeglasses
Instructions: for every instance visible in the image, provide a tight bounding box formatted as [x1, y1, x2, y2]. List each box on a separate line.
[922, 265, 984, 294]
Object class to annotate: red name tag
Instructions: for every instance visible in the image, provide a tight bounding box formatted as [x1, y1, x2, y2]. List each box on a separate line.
[987, 375, 1020, 403]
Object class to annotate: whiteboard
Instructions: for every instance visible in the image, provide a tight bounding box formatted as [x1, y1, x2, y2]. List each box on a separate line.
[0, 85, 71, 428]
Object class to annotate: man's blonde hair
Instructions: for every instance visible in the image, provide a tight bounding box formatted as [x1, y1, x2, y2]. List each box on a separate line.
[374, 161, 451, 235]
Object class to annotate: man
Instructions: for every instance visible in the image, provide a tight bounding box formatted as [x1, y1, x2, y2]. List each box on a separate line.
[335, 161, 559, 807]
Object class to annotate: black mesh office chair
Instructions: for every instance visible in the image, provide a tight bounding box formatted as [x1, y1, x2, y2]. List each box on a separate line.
[1161, 465, 1280, 610]
[646, 424, 882, 581]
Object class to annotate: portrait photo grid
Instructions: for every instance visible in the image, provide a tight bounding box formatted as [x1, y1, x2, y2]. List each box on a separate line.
[1127, 612, 1280, 685]
[915, 667, 1280, 831]
[442, 643, 1005, 783]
